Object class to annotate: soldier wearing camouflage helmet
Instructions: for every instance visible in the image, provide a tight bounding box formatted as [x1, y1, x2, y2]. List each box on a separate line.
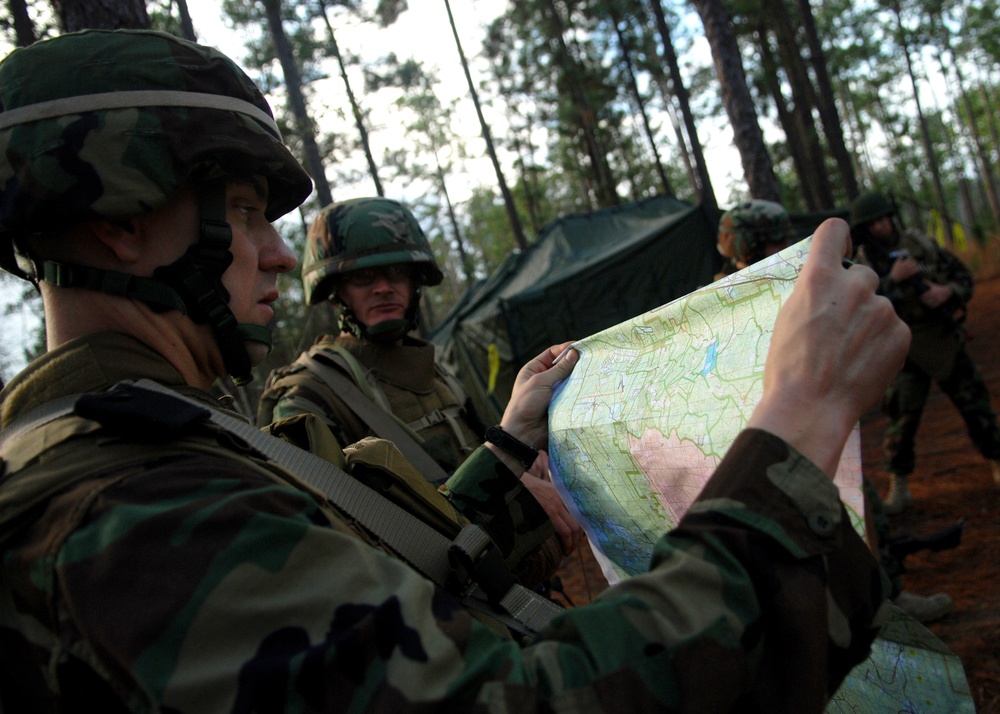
[715, 199, 797, 279]
[259, 196, 585, 554]
[851, 190, 1000, 513]
[0, 30, 910, 713]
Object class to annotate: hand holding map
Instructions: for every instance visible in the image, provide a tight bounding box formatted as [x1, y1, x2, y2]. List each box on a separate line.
[546, 218, 973, 711]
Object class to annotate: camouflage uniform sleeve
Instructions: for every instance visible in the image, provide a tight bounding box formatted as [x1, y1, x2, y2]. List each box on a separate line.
[591, 428, 889, 711]
[265, 366, 367, 448]
[442, 446, 559, 583]
[5, 429, 885, 712]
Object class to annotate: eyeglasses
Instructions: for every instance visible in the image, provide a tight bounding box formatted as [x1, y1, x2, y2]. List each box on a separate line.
[340, 264, 413, 287]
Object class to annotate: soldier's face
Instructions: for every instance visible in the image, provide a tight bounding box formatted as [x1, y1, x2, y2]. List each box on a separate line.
[868, 216, 895, 241]
[220, 177, 297, 363]
[337, 265, 413, 327]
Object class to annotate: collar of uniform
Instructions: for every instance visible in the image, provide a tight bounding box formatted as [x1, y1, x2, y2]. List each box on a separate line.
[334, 333, 437, 394]
[0, 332, 191, 429]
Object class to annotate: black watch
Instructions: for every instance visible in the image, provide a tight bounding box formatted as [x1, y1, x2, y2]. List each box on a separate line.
[485, 425, 539, 469]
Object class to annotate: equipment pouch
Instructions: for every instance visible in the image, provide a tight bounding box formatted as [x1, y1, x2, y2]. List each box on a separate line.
[343, 437, 469, 538]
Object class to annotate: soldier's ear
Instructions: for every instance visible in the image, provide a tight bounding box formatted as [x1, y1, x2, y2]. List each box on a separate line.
[87, 218, 143, 265]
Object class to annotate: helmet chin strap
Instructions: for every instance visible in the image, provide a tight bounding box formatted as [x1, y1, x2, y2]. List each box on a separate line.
[153, 176, 267, 385]
[39, 178, 268, 385]
[338, 286, 421, 343]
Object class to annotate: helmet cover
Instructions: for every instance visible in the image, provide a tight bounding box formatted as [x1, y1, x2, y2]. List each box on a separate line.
[849, 191, 896, 229]
[717, 199, 794, 263]
[302, 197, 443, 306]
[0, 28, 312, 277]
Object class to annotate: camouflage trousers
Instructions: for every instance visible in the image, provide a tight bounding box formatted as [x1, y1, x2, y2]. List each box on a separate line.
[883, 346, 1000, 477]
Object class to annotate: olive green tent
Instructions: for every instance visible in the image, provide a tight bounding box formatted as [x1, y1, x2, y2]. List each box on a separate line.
[428, 194, 720, 424]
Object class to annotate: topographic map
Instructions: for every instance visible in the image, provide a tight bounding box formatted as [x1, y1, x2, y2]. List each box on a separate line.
[547, 237, 975, 712]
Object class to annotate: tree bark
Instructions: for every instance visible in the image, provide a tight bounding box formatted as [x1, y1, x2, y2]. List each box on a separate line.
[763, 0, 833, 208]
[795, 0, 859, 200]
[261, 0, 332, 207]
[8, 0, 36, 45]
[444, 0, 528, 249]
[540, 0, 619, 208]
[53, 0, 149, 31]
[610, 9, 672, 196]
[892, 0, 953, 244]
[758, 28, 819, 209]
[688, 0, 780, 201]
[648, 0, 717, 213]
[317, 0, 384, 197]
[175, 0, 196, 40]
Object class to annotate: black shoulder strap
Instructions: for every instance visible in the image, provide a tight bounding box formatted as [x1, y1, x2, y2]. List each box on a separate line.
[0, 381, 561, 637]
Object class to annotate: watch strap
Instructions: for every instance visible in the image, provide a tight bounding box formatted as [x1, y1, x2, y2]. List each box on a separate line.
[484, 425, 538, 469]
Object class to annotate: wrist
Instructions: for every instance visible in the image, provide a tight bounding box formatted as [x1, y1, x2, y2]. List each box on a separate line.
[485, 424, 539, 470]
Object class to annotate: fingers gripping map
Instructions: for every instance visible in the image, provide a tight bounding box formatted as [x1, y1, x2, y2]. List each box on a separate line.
[546, 237, 974, 712]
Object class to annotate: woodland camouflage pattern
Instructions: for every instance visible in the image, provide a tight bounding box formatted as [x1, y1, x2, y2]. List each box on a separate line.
[302, 197, 444, 305]
[259, 333, 563, 583]
[0, 28, 310, 274]
[261, 333, 481, 472]
[0, 332, 889, 713]
[716, 199, 795, 264]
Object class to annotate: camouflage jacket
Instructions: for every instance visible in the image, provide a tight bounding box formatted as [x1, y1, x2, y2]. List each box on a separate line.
[855, 228, 973, 379]
[260, 333, 481, 474]
[0, 334, 888, 712]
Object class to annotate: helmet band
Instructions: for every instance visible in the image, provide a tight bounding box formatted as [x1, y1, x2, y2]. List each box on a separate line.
[0, 89, 282, 139]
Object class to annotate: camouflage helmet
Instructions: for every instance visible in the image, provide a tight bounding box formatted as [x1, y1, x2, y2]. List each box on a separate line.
[717, 199, 794, 263]
[850, 191, 895, 228]
[0, 29, 311, 274]
[0, 29, 313, 384]
[302, 197, 443, 306]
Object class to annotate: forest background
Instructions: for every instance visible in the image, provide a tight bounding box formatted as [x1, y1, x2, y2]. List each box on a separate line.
[0, 0, 998, 400]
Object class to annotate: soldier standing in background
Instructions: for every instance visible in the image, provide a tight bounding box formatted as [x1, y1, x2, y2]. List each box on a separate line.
[851, 190, 1000, 514]
[258, 197, 583, 555]
[714, 199, 798, 280]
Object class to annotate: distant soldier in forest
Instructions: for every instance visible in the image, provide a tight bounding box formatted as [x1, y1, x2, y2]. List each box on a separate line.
[851, 190, 1000, 514]
[257, 197, 584, 556]
[714, 199, 798, 280]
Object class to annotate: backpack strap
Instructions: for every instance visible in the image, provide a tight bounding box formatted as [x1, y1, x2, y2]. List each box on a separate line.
[295, 351, 451, 485]
[0, 381, 562, 638]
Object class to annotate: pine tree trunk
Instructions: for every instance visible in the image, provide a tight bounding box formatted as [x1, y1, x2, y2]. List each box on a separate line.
[175, 0, 196, 40]
[689, 0, 781, 201]
[892, 0, 953, 244]
[795, 0, 859, 200]
[318, 0, 384, 197]
[610, 10, 672, 196]
[444, 0, 528, 249]
[261, 0, 332, 207]
[764, 0, 834, 208]
[9, 0, 36, 45]
[540, 0, 619, 207]
[758, 29, 819, 209]
[53, 0, 149, 31]
[941, 48, 1000, 223]
[647, 0, 717, 213]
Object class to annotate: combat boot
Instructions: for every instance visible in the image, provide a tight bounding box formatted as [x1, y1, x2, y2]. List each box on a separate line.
[883, 475, 913, 515]
[893, 591, 954, 623]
